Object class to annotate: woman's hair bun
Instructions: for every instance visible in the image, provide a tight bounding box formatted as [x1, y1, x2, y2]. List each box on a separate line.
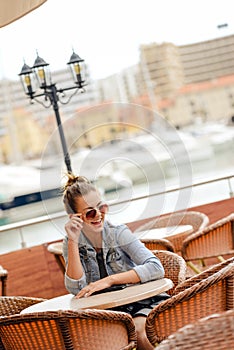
[63, 173, 89, 191]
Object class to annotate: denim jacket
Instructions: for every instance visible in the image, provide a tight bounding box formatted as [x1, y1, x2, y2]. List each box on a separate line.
[63, 220, 165, 295]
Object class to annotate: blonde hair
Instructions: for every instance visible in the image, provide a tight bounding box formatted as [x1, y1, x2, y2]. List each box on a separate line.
[62, 173, 96, 214]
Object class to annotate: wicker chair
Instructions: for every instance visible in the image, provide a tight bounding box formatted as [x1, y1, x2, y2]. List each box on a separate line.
[0, 266, 8, 296]
[145, 262, 234, 347]
[173, 256, 234, 295]
[141, 238, 175, 252]
[152, 251, 187, 296]
[181, 213, 234, 273]
[0, 309, 137, 350]
[134, 211, 209, 252]
[0, 296, 47, 350]
[47, 241, 65, 274]
[155, 309, 234, 350]
[0, 296, 47, 316]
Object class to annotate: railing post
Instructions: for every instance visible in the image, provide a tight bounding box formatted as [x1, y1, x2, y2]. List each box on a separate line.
[228, 178, 233, 197]
[19, 228, 27, 248]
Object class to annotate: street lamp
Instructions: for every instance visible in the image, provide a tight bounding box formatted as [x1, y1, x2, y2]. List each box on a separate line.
[19, 50, 86, 173]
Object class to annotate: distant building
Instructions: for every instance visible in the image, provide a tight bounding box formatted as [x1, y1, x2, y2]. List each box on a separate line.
[96, 65, 141, 103]
[1, 34, 234, 162]
[137, 34, 234, 125]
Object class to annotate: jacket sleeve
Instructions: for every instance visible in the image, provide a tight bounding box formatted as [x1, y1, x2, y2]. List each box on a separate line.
[62, 237, 87, 295]
[116, 224, 165, 283]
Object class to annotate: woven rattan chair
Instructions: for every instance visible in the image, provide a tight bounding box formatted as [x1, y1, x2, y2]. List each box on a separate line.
[141, 238, 175, 252]
[152, 250, 187, 296]
[181, 213, 234, 273]
[47, 241, 65, 274]
[0, 309, 137, 350]
[0, 296, 47, 350]
[0, 266, 7, 296]
[173, 256, 234, 295]
[135, 211, 209, 252]
[145, 262, 234, 347]
[155, 309, 234, 350]
[0, 296, 47, 316]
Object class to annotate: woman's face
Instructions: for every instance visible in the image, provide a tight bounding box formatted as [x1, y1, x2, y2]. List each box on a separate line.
[75, 190, 108, 233]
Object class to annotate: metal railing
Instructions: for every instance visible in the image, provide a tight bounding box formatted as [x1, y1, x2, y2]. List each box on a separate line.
[0, 173, 233, 253]
[109, 173, 233, 207]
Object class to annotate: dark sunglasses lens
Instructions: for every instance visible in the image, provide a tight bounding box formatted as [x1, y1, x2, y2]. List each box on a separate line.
[99, 204, 108, 212]
[85, 209, 97, 219]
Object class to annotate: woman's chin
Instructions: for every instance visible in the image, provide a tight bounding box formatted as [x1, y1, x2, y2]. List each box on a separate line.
[90, 219, 104, 231]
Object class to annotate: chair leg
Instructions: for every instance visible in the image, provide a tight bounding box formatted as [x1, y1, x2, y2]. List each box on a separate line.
[54, 255, 66, 274]
[186, 261, 202, 274]
[218, 256, 226, 262]
[1, 275, 7, 296]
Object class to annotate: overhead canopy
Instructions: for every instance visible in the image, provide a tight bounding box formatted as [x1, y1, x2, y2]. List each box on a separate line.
[0, 0, 47, 28]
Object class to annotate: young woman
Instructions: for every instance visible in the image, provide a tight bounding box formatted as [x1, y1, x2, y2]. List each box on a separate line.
[63, 174, 169, 350]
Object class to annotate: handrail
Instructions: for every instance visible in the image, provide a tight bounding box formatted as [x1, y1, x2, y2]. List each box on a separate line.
[0, 211, 66, 233]
[109, 173, 234, 207]
[0, 173, 233, 233]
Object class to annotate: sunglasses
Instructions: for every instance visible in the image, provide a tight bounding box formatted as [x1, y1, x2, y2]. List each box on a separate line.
[78, 203, 109, 220]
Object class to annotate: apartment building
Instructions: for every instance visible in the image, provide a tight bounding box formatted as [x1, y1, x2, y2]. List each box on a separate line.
[179, 34, 234, 84]
[96, 65, 142, 103]
[137, 34, 234, 125]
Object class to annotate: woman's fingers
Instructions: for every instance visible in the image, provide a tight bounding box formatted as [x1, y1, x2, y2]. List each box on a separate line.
[76, 288, 92, 299]
[75, 279, 112, 299]
[75, 282, 99, 299]
[68, 214, 83, 228]
[65, 214, 83, 240]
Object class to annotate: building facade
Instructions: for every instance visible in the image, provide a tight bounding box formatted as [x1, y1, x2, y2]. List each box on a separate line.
[1, 34, 234, 162]
[137, 34, 234, 126]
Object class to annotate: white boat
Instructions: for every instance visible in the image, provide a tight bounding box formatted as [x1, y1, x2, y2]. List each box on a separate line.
[185, 121, 234, 153]
[0, 164, 41, 199]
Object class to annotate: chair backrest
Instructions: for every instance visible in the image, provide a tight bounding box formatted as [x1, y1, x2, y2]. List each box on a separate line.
[0, 296, 47, 316]
[0, 309, 137, 350]
[141, 238, 175, 252]
[135, 211, 209, 252]
[155, 309, 234, 350]
[0, 297, 47, 350]
[145, 262, 234, 347]
[173, 256, 234, 295]
[152, 250, 187, 295]
[181, 213, 234, 261]
[135, 211, 209, 233]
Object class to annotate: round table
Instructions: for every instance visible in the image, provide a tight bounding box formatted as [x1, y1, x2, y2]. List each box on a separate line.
[21, 278, 173, 314]
[135, 225, 194, 252]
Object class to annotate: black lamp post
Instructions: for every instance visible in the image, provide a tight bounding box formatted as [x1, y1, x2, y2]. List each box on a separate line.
[19, 51, 86, 173]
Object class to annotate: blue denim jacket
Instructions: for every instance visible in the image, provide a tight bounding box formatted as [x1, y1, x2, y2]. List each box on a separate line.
[63, 220, 165, 295]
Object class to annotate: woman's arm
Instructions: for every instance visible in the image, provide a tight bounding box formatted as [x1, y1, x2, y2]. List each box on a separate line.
[116, 224, 165, 283]
[63, 214, 87, 294]
[76, 268, 140, 298]
[66, 238, 83, 279]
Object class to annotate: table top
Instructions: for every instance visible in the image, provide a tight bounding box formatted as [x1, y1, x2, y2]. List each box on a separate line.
[135, 225, 193, 240]
[21, 278, 173, 314]
[47, 242, 63, 255]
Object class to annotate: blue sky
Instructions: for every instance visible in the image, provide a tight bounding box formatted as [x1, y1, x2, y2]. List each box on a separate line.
[0, 0, 233, 81]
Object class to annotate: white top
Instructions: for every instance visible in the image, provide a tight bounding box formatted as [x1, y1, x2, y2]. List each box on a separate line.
[135, 225, 193, 240]
[21, 278, 173, 314]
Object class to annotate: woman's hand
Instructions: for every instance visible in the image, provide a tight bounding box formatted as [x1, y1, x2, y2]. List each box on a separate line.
[75, 277, 112, 298]
[65, 214, 83, 243]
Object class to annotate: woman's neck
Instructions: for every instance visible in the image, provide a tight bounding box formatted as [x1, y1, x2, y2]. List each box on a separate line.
[83, 230, 102, 250]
